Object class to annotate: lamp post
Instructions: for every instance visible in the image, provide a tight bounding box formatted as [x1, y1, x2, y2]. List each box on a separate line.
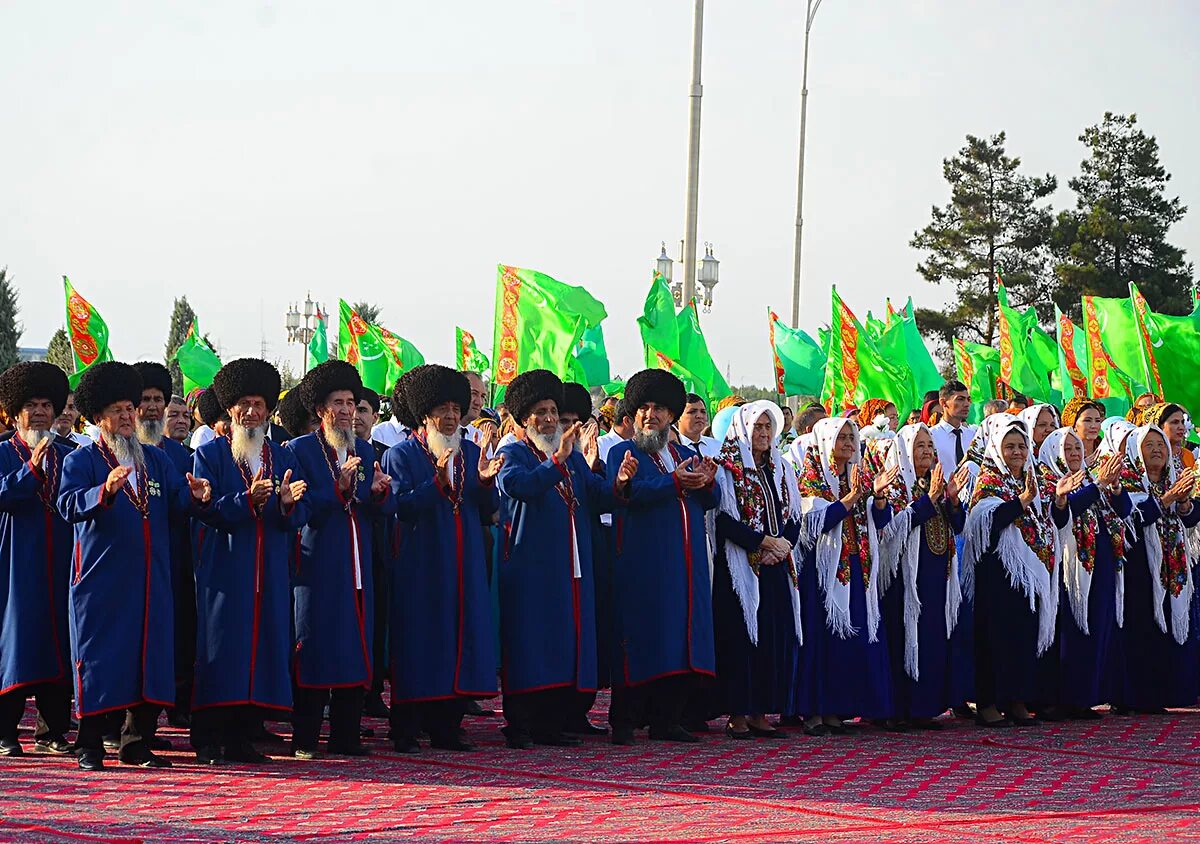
[681, 0, 705, 308]
[789, 0, 824, 332]
[656, 242, 719, 311]
[286, 292, 324, 372]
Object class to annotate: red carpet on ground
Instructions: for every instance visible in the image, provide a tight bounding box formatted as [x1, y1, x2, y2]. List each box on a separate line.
[3, 696, 1200, 843]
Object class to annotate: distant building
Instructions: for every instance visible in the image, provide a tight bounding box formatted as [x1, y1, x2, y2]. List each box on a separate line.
[18, 347, 48, 362]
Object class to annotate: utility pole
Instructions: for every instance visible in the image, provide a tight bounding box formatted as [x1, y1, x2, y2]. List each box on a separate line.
[789, 0, 824, 331]
[681, 0, 705, 306]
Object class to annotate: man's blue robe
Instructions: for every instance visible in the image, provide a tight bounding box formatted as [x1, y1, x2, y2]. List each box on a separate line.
[57, 441, 198, 717]
[286, 432, 395, 689]
[191, 437, 311, 711]
[383, 434, 497, 702]
[0, 434, 75, 695]
[496, 442, 615, 695]
[606, 440, 718, 687]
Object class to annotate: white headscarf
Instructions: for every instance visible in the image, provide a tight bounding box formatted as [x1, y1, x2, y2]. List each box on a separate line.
[1124, 424, 1194, 644]
[879, 423, 962, 680]
[962, 416, 1060, 656]
[1098, 417, 1136, 460]
[960, 413, 1013, 503]
[1019, 403, 1060, 450]
[715, 400, 803, 646]
[798, 417, 882, 640]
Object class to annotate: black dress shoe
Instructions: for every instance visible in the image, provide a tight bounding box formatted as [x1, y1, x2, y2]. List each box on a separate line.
[429, 736, 477, 752]
[363, 695, 391, 719]
[166, 712, 192, 729]
[34, 736, 75, 755]
[464, 700, 494, 717]
[1071, 707, 1103, 720]
[803, 722, 832, 737]
[1037, 706, 1069, 722]
[392, 737, 421, 754]
[77, 750, 105, 771]
[1010, 715, 1041, 727]
[532, 731, 582, 747]
[563, 720, 608, 736]
[648, 724, 700, 743]
[682, 720, 712, 734]
[975, 715, 1014, 728]
[0, 737, 24, 757]
[148, 736, 173, 751]
[748, 725, 787, 739]
[224, 743, 269, 763]
[194, 746, 225, 765]
[129, 753, 172, 768]
[610, 726, 635, 746]
[328, 743, 371, 757]
[503, 728, 534, 750]
[952, 704, 977, 719]
[102, 735, 120, 751]
[725, 725, 753, 740]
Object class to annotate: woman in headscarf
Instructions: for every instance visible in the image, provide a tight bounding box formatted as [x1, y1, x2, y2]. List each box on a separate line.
[1098, 417, 1136, 460]
[795, 417, 899, 735]
[1062, 398, 1105, 467]
[712, 401, 803, 739]
[1126, 392, 1161, 426]
[963, 418, 1078, 727]
[860, 397, 899, 478]
[1018, 403, 1060, 453]
[1142, 402, 1195, 470]
[877, 424, 971, 729]
[1035, 427, 1129, 719]
[1114, 424, 1200, 713]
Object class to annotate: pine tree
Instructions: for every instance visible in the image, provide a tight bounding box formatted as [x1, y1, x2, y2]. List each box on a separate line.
[164, 297, 198, 395]
[278, 360, 299, 391]
[351, 302, 382, 324]
[1053, 112, 1194, 316]
[0, 268, 22, 371]
[47, 328, 74, 376]
[910, 133, 1057, 361]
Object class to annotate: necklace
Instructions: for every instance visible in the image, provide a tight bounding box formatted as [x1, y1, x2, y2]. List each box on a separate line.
[317, 427, 354, 507]
[416, 430, 465, 512]
[226, 434, 272, 515]
[526, 441, 577, 513]
[12, 435, 60, 511]
[95, 437, 149, 519]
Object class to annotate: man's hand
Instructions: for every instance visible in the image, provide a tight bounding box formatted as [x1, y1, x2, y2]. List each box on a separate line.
[580, 420, 600, 468]
[370, 462, 391, 498]
[249, 465, 273, 508]
[555, 422, 582, 464]
[338, 455, 362, 494]
[436, 448, 455, 490]
[30, 436, 51, 470]
[187, 472, 212, 504]
[280, 468, 307, 508]
[674, 456, 710, 490]
[616, 451, 638, 484]
[479, 453, 505, 483]
[104, 465, 133, 498]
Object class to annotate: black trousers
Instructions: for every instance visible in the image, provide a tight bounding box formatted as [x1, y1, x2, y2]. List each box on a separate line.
[190, 705, 260, 751]
[569, 690, 598, 726]
[503, 687, 575, 736]
[610, 674, 695, 732]
[370, 548, 389, 698]
[391, 698, 466, 745]
[77, 704, 158, 760]
[292, 686, 363, 751]
[0, 682, 72, 742]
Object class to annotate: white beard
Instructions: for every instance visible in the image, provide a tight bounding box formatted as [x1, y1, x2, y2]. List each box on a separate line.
[102, 430, 145, 471]
[231, 424, 267, 466]
[323, 423, 355, 454]
[136, 419, 165, 446]
[426, 426, 462, 461]
[526, 426, 563, 456]
[634, 427, 669, 455]
[18, 427, 52, 448]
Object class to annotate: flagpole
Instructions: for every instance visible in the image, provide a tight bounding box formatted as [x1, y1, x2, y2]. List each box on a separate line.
[789, 0, 824, 332]
[681, 0, 705, 306]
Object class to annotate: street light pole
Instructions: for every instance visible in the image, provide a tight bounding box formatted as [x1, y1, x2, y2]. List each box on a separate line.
[681, 0, 705, 307]
[789, 0, 823, 331]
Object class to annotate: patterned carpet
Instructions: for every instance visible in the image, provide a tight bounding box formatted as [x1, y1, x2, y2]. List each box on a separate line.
[3, 697, 1200, 843]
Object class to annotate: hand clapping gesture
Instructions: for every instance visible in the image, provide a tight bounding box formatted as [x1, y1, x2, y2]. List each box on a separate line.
[30, 436, 51, 471]
[580, 420, 600, 469]
[945, 465, 970, 503]
[929, 462, 947, 501]
[616, 451, 638, 484]
[674, 456, 711, 490]
[555, 422, 582, 464]
[370, 462, 391, 498]
[280, 469, 307, 508]
[338, 455, 362, 494]
[186, 472, 212, 504]
[1094, 452, 1124, 490]
[1161, 468, 1197, 508]
[104, 465, 133, 498]
[1054, 469, 1086, 508]
[249, 465, 273, 508]
[1018, 468, 1039, 510]
[840, 464, 866, 509]
[478, 452, 505, 483]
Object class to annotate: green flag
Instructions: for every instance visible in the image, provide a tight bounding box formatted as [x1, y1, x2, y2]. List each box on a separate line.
[307, 308, 329, 372]
[996, 281, 1053, 402]
[573, 324, 610, 388]
[769, 308, 825, 398]
[455, 327, 490, 375]
[1055, 307, 1090, 401]
[878, 297, 942, 399]
[637, 275, 727, 408]
[62, 276, 113, 389]
[492, 265, 607, 403]
[1081, 295, 1141, 417]
[338, 301, 425, 395]
[1130, 282, 1200, 414]
[378, 326, 425, 394]
[675, 299, 732, 406]
[636, 272, 681, 366]
[824, 288, 917, 417]
[864, 310, 887, 343]
[173, 319, 222, 394]
[954, 338, 1000, 423]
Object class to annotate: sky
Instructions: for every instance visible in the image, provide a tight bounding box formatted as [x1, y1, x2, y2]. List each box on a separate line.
[2, 0, 1198, 386]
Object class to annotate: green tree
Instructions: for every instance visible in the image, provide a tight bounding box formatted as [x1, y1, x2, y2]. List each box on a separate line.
[731, 384, 777, 403]
[164, 297, 198, 395]
[910, 133, 1057, 362]
[278, 360, 299, 391]
[47, 327, 74, 376]
[0, 268, 21, 371]
[1053, 112, 1193, 316]
[351, 302, 382, 324]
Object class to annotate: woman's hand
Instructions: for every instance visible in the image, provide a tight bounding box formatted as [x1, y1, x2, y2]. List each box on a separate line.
[1095, 452, 1124, 489]
[1019, 469, 1038, 510]
[872, 465, 900, 497]
[946, 465, 971, 503]
[1162, 468, 1197, 507]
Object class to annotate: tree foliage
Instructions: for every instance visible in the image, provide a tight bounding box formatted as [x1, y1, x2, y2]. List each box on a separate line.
[47, 327, 74, 376]
[277, 360, 299, 391]
[1053, 112, 1193, 317]
[164, 297, 198, 395]
[0, 268, 21, 372]
[910, 133, 1057, 362]
[351, 302, 382, 324]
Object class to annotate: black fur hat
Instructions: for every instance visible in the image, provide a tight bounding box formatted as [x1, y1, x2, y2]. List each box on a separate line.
[391, 364, 435, 429]
[74, 361, 143, 422]
[0, 362, 70, 418]
[131, 361, 173, 399]
[404, 364, 471, 423]
[197, 388, 223, 427]
[212, 358, 282, 413]
[623, 368, 686, 420]
[299, 360, 363, 414]
[504, 369, 563, 425]
[561, 382, 593, 422]
[275, 389, 311, 439]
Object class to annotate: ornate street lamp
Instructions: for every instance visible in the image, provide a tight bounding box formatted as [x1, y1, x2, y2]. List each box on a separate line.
[697, 243, 719, 313]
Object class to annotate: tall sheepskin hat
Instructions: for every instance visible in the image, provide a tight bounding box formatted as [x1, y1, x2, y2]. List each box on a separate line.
[299, 360, 363, 414]
[560, 382, 594, 421]
[74, 361, 143, 422]
[404, 364, 471, 423]
[623, 369, 687, 420]
[0, 362, 70, 418]
[504, 369, 564, 425]
[212, 358, 282, 413]
[131, 361, 173, 399]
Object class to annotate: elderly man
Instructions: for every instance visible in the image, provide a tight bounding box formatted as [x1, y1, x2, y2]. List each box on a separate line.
[190, 359, 309, 765]
[494, 371, 631, 749]
[285, 361, 394, 759]
[58, 362, 211, 771]
[606, 369, 719, 746]
[383, 365, 503, 752]
[0, 363, 77, 757]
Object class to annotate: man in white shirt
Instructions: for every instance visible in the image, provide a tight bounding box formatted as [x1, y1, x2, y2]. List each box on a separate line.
[930, 380, 976, 479]
[676, 392, 720, 459]
[597, 402, 634, 464]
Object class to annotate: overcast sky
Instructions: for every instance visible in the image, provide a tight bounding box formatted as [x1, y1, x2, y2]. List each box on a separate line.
[3, 1, 1198, 385]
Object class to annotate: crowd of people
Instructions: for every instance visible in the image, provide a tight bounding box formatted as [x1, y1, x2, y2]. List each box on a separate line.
[0, 352, 1197, 772]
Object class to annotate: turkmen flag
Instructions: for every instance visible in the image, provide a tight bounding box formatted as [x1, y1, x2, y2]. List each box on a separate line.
[676, 299, 732, 407]
[864, 310, 887, 343]
[455, 327, 490, 375]
[769, 308, 825, 398]
[62, 276, 113, 389]
[1055, 307, 1089, 400]
[637, 273, 681, 366]
[491, 265, 606, 403]
[573, 324, 610, 388]
[307, 308, 329, 372]
[1082, 295, 1140, 416]
[1130, 282, 1200, 414]
[878, 297, 942, 399]
[954, 338, 1000, 423]
[174, 319, 221, 394]
[338, 301, 424, 395]
[377, 326, 425, 393]
[824, 288, 916, 416]
[996, 281, 1053, 402]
